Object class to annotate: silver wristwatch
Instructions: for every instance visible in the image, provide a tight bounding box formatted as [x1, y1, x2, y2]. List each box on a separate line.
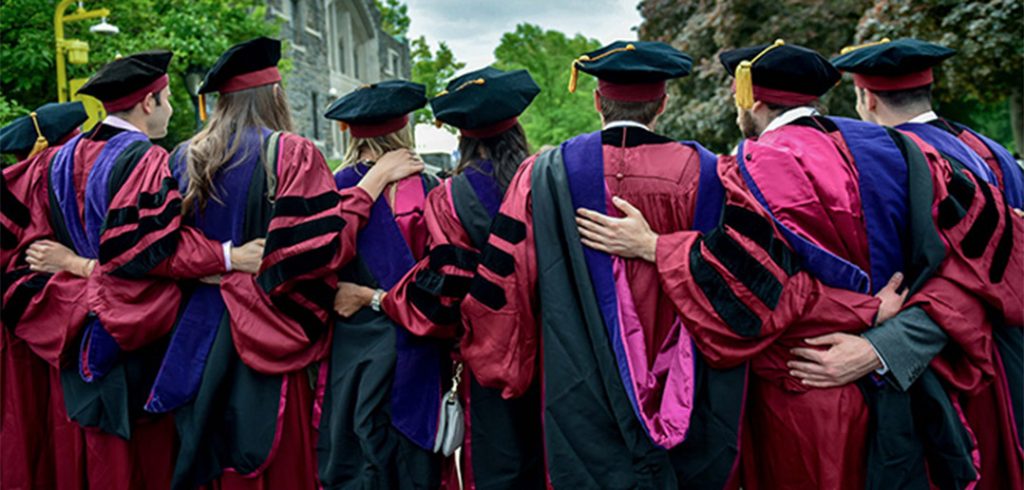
[370, 288, 386, 312]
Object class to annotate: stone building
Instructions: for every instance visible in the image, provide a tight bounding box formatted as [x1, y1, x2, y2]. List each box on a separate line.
[267, 0, 412, 159]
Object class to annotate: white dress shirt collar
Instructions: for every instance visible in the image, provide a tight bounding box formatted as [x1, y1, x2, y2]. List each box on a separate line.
[762, 106, 820, 136]
[102, 115, 145, 134]
[604, 120, 651, 131]
[906, 110, 939, 124]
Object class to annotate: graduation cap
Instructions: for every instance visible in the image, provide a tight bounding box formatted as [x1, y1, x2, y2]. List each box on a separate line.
[197, 37, 283, 120]
[569, 40, 692, 102]
[324, 80, 426, 138]
[831, 38, 956, 91]
[720, 40, 840, 110]
[77, 50, 173, 113]
[0, 102, 88, 158]
[431, 66, 540, 139]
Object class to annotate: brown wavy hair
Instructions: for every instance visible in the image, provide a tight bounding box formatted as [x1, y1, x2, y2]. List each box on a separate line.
[179, 83, 294, 214]
[455, 123, 529, 191]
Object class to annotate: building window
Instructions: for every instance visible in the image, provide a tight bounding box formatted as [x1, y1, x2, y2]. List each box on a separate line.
[291, 0, 303, 45]
[389, 50, 400, 77]
[336, 36, 346, 74]
[353, 46, 361, 79]
[311, 91, 320, 140]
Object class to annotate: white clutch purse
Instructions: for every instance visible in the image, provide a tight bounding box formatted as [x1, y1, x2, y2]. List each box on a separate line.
[433, 362, 465, 457]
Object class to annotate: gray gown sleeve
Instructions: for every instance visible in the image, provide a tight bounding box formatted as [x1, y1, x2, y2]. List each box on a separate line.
[862, 306, 949, 391]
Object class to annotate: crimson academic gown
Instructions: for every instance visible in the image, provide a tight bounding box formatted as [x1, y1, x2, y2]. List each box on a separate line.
[164, 130, 373, 490]
[382, 160, 545, 490]
[2, 122, 230, 490]
[653, 116, 1021, 489]
[1, 146, 88, 490]
[462, 127, 755, 488]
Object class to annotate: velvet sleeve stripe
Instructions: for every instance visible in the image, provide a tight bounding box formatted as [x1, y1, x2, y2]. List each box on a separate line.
[480, 243, 515, 277]
[703, 228, 784, 309]
[491, 213, 527, 244]
[272, 191, 341, 217]
[408, 283, 461, 325]
[960, 177, 999, 259]
[1, 270, 51, 328]
[263, 215, 346, 258]
[98, 198, 181, 264]
[413, 268, 473, 298]
[468, 275, 507, 311]
[722, 205, 799, 276]
[103, 177, 178, 231]
[257, 240, 338, 295]
[110, 231, 179, 278]
[428, 244, 478, 271]
[1, 224, 17, 250]
[270, 292, 329, 342]
[0, 178, 31, 229]
[689, 236, 763, 338]
[989, 204, 1014, 283]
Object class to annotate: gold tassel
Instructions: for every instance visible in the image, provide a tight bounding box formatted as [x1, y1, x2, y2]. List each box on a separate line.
[840, 38, 891, 55]
[27, 111, 48, 158]
[568, 43, 637, 93]
[338, 121, 349, 132]
[198, 93, 208, 122]
[568, 58, 586, 93]
[433, 119, 444, 129]
[455, 78, 485, 92]
[734, 39, 785, 110]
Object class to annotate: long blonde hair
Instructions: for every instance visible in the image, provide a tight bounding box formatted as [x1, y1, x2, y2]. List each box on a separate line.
[341, 124, 414, 167]
[180, 83, 294, 214]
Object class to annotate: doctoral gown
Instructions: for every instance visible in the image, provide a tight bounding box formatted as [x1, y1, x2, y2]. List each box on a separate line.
[461, 127, 752, 489]
[382, 160, 546, 490]
[166, 129, 373, 490]
[3, 121, 230, 490]
[316, 163, 453, 489]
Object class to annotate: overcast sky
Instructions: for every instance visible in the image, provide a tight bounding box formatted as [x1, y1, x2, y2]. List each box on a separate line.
[405, 0, 644, 74]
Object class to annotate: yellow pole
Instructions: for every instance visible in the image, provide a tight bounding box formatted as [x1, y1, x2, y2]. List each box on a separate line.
[55, 0, 72, 102]
[54, 1, 110, 102]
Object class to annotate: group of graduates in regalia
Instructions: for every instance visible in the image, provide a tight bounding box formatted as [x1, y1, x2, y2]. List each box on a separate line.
[0, 31, 1021, 490]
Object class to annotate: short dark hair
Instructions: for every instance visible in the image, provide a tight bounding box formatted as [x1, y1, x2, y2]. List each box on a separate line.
[867, 84, 932, 109]
[151, 91, 162, 106]
[764, 102, 803, 113]
[598, 95, 665, 126]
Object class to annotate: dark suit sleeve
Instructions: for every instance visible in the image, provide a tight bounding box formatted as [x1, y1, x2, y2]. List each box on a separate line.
[863, 306, 949, 391]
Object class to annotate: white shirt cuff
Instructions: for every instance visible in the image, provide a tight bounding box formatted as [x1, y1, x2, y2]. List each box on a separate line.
[865, 337, 890, 375]
[222, 241, 232, 272]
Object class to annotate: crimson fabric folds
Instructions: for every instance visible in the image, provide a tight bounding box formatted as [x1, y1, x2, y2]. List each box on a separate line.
[527, 132, 744, 488]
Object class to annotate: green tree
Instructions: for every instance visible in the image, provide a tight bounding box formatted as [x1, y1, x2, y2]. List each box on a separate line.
[0, 0, 279, 148]
[374, 0, 410, 39]
[410, 36, 465, 125]
[493, 23, 602, 149]
[638, 0, 873, 152]
[855, 0, 1023, 153]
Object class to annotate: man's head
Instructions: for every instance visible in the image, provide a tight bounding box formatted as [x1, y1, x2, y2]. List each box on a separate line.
[594, 92, 668, 128]
[569, 40, 691, 129]
[109, 85, 174, 138]
[720, 41, 839, 137]
[832, 38, 954, 125]
[853, 84, 932, 126]
[77, 50, 174, 138]
[735, 101, 806, 139]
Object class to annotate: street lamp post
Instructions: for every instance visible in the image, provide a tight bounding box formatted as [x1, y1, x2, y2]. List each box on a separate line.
[55, 0, 116, 102]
